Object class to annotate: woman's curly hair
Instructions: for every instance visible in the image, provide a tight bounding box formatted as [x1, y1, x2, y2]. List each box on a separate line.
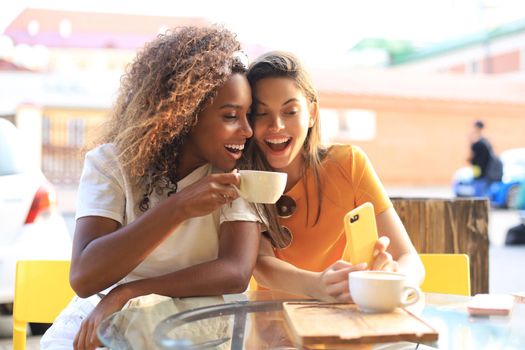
[100, 25, 245, 211]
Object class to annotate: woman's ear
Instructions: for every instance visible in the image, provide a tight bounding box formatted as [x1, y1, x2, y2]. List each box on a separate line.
[309, 102, 319, 128]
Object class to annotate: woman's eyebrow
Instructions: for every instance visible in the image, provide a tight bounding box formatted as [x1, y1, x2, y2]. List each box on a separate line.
[282, 98, 299, 106]
[219, 103, 243, 109]
[254, 98, 299, 107]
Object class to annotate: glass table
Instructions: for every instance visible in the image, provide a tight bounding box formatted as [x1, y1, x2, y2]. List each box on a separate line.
[98, 291, 525, 349]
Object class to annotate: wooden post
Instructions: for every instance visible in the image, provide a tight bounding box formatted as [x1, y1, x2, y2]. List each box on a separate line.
[391, 197, 489, 295]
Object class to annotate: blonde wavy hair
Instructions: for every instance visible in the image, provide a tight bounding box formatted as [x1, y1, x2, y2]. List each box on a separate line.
[100, 26, 245, 210]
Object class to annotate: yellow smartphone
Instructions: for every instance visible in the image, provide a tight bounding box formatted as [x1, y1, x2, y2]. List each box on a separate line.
[342, 202, 378, 266]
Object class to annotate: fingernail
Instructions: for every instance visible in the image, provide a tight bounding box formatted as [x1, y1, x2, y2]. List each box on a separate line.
[373, 249, 379, 257]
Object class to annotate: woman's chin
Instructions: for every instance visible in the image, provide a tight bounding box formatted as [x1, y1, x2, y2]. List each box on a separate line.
[211, 159, 236, 172]
[265, 157, 290, 171]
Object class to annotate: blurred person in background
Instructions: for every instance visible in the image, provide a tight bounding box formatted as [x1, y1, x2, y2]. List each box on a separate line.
[468, 119, 502, 197]
[41, 26, 261, 350]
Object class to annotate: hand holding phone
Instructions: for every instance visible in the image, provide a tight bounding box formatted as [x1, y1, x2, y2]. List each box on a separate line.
[342, 202, 379, 266]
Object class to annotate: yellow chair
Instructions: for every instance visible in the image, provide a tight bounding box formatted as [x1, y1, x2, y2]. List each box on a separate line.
[419, 253, 471, 296]
[13, 260, 75, 350]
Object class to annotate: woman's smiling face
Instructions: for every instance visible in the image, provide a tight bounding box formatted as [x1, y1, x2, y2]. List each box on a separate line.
[252, 77, 316, 175]
[182, 73, 252, 174]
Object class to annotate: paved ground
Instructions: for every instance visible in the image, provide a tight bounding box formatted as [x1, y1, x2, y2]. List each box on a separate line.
[1, 185, 523, 347]
[0, 336, 40, 350]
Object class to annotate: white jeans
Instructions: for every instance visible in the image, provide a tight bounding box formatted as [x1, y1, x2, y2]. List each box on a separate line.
[40, 294, 103, 350]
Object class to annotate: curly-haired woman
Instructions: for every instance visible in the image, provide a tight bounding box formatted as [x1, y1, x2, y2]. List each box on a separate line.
[41, 26, 259, 349]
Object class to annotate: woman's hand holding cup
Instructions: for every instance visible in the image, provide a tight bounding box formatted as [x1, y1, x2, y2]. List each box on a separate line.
[317, 260, 367, 303]
[173, 171, 241, 219]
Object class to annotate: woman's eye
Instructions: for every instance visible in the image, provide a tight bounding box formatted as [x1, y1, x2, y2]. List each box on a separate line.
[285, 109, 298, 115]
[224, 114, 237, 120]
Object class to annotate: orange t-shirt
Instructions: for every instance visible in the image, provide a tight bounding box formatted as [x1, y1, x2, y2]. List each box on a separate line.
[272, 144, 392, 273]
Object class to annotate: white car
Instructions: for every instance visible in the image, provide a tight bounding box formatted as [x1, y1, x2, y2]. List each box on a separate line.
[0, 119, 72, 308]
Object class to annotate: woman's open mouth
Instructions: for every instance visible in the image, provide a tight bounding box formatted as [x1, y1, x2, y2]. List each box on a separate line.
[225, 143, 244, 156]
[265, 137, 291, 152]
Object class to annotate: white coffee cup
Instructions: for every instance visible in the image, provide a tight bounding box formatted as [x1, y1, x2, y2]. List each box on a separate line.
[234, 170, 287, 204]
[349, 270, 421, 313]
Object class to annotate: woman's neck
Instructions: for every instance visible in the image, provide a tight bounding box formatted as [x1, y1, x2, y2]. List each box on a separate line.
[282, 153, 306, 192]
[176, 150, 207, 182]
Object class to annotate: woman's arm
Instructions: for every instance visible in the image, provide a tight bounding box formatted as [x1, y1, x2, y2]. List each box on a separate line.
[254, 207, 425, 301]
[253, 237, 320, 298]
[70, 173, 241, 297]
[107, 220, 261, 299]
[374, 207, 425, 287]
[253, 238, 365, 302]
[74, 220, 260, 350]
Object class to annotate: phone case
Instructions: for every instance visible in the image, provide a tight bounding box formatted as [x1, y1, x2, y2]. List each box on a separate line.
[467, 294, 514, 316]
[342, 202, 379, 266]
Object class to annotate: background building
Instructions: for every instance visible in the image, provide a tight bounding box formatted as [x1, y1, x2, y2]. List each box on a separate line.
[1, 7, 524, 186]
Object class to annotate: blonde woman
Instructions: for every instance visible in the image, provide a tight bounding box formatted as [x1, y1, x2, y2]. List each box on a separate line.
[244, 51, 425, 302]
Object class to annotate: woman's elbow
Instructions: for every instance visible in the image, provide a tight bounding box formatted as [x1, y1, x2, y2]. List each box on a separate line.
[225, 266, 253, 293]
[70, 271, 96, 298]
[234, 272, 253, 293]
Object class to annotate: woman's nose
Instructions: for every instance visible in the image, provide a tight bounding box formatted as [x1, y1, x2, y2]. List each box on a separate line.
[239, 116, 253, 138]
[269, 115, 284, 131]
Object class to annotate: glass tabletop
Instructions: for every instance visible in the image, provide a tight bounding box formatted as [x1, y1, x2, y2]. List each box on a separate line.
[97, 292, 525, 349]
